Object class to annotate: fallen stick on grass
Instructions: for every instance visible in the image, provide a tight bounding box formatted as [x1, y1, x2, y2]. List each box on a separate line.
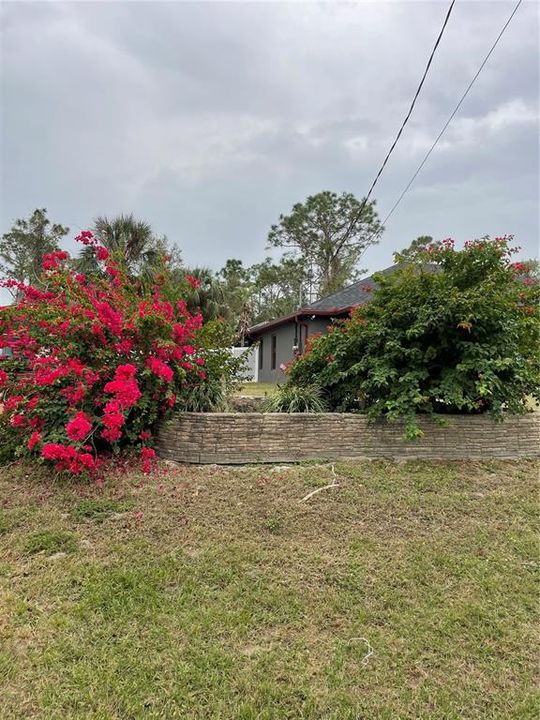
[299, 464, 340, 503]
[350, 636, 375, 667]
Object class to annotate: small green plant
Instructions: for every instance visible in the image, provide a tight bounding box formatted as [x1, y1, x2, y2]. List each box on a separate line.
[24, 530, 77, 555]
[263, 517, 283, 534]
[73, 498, 134, 522]
[262, 383, 328, 413]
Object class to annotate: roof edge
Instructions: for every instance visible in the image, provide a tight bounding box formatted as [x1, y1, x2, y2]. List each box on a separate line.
[247, 307, 352, 336]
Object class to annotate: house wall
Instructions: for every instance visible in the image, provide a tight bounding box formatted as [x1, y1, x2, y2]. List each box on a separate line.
[256, 317, 336, 383]
[257, 323, 297, 383]
[156, 412, 540, 464]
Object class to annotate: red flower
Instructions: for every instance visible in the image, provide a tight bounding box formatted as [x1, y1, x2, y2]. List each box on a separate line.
[104, 367, 141, 408]
[185, 275, 201, 289]
[146, 356, 173, 382]
[66, 411, 92, 442]
[115, 364, 137, 380]
[41, 443, 95, 474]
[102, 411, 125, 430]
[27, 431, 42, 450]
[114, 340, 134, 355]
[60, 384, 86, 405]
[101, 427, 122, 442]
[141, 446, 156, 474]
[96, 246, 109, 261]
[75, 230, 96, 245]
[0, 369, 8, 386]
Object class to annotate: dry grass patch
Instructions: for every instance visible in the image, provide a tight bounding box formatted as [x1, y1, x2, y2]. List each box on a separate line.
[0, 459, 538, 719]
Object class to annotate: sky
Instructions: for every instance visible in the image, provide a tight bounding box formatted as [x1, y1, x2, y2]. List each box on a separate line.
[1, 0, 539, 295]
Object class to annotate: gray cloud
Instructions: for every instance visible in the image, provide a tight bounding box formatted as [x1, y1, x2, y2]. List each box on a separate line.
[1, 0, 538, 297]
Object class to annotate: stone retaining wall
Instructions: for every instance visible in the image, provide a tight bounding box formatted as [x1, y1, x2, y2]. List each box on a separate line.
[156, 412, 540, 464]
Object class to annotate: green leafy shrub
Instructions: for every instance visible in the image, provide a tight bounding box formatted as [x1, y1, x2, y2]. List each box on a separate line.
[182, 320, 245, 412]
[262, 383, 328, 413]
[288, 236, 540, 437]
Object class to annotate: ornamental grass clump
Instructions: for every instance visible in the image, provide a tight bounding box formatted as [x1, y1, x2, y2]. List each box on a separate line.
[0, 230, 238, 474]
[262, 383, 329, 413]
[287, 236, 540, 438]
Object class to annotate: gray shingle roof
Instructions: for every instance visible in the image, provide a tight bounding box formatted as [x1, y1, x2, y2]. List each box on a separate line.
[305, 265, 401, 311]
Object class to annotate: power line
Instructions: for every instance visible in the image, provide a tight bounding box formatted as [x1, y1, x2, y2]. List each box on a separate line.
[330, 0, 456, 261]
[364, 0, 456, 204]
[374, 0, 523, 241]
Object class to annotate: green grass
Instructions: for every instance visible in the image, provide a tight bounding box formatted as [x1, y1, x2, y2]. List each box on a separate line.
[23, 529, 77, 556]
[72, 498, 134, 522]
[235, 382, 276, 397]
[0, 460, 538, 719]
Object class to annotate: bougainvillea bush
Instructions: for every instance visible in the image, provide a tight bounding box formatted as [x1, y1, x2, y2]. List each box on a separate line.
[0, 231, 240, 474]
[287, 236, 540, 437]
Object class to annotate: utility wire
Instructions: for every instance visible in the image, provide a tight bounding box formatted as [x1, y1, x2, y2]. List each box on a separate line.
[372, 0, 523, 243]
[330, 0, 456, 261]
[364, 0, 456, 205]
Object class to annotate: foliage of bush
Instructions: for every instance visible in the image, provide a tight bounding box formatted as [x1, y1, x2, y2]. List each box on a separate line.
[288, 237, 540, 437]
[0, 230, 239, 473]
[262, 383, 329, 413]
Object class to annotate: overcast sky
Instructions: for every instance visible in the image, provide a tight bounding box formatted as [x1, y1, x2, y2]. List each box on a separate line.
[1, 0, 538, 289]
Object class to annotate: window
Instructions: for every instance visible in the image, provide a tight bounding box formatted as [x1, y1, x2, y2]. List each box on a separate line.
[271, 334, 277, 370]
[258, 339, 263, 370]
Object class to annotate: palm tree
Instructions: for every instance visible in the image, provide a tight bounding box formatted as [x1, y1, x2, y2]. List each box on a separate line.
[76, 214, 158, 274]
[180, 267, 229, 323]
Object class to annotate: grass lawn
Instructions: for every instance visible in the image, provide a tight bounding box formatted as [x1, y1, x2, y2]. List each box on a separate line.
[235, 382, 276, 396]
[1, 460, 538, 719]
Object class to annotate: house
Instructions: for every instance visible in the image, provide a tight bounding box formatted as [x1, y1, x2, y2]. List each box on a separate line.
[247, 265, 399, 383]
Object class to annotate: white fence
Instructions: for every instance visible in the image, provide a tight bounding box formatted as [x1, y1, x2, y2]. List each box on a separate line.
[230, 346, 258, 382]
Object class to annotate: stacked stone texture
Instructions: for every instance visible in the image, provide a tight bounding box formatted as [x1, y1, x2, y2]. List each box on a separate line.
[156, 413, 540, 464]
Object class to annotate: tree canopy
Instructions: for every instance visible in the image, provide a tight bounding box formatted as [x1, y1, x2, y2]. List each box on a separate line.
[267, 191, 382, 298]
[0, 209, 69, 289]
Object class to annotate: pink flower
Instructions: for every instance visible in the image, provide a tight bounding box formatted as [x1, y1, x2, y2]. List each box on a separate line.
[66, 411, 92, 442]
[0, 369, 8, 386]
[96, 246, 109, 261]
